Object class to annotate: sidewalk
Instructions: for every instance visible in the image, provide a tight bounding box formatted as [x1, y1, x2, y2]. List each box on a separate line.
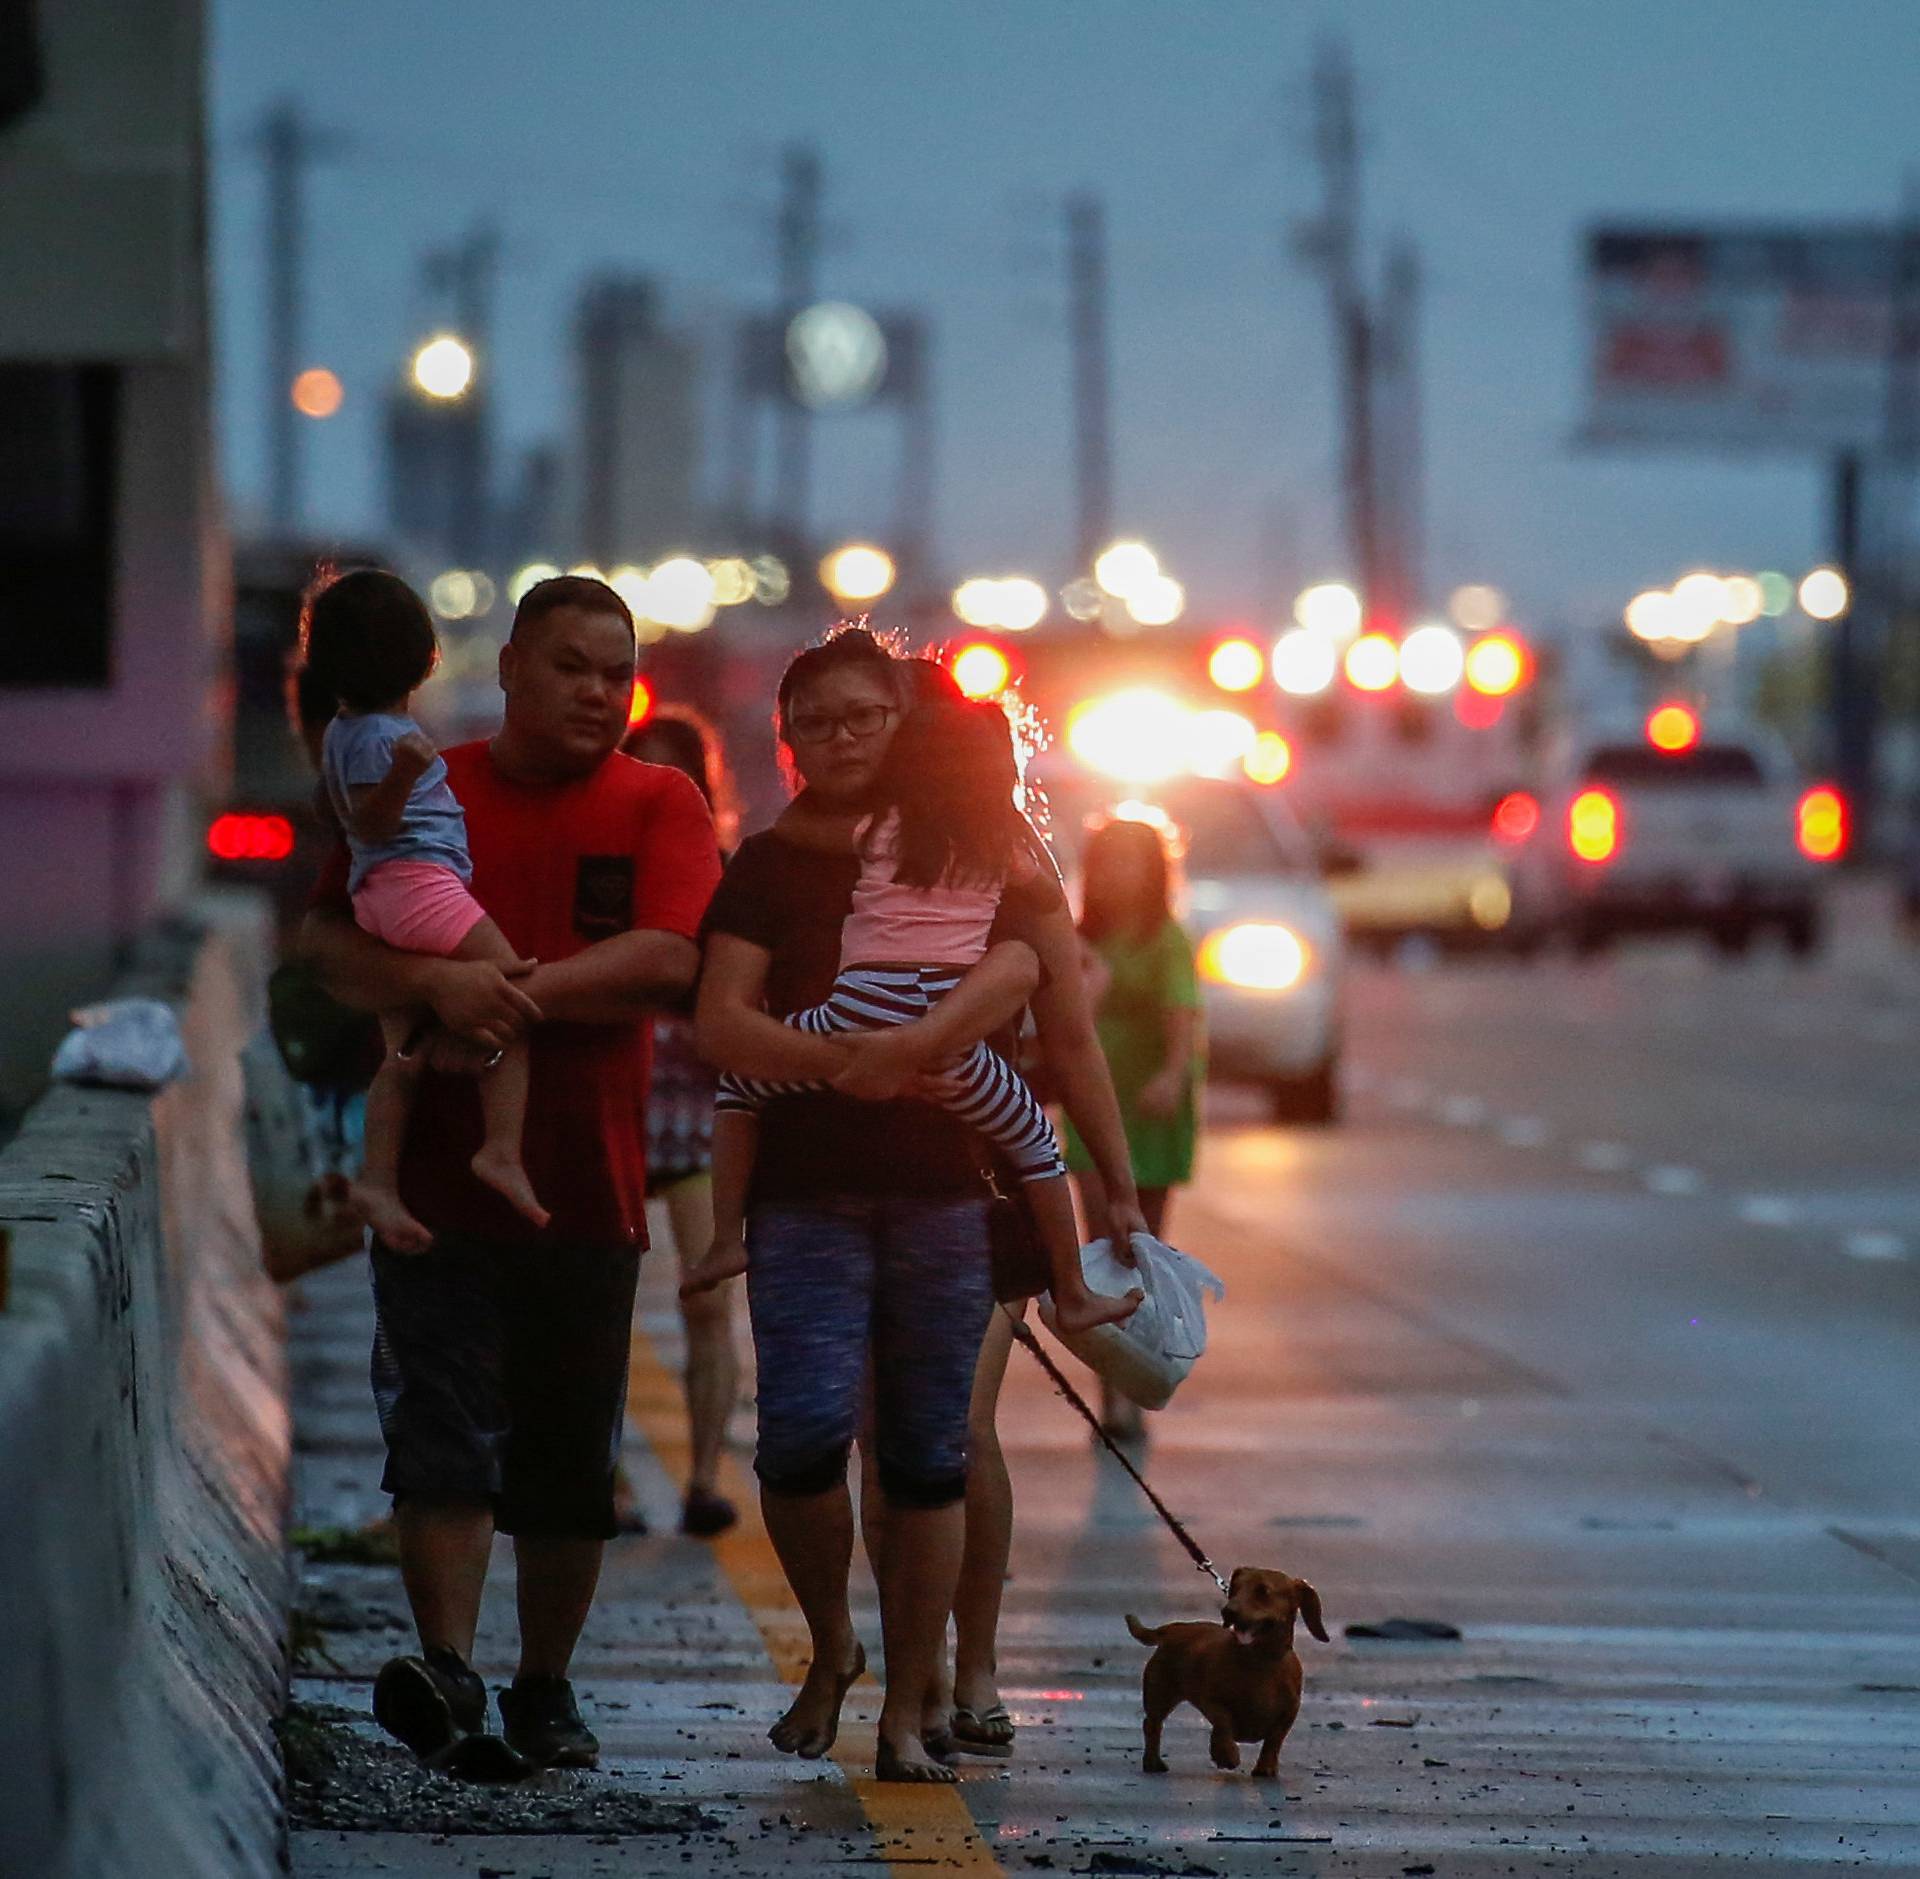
[285, 1240, 998, 1878]
[285, 1140, 1920, 1876]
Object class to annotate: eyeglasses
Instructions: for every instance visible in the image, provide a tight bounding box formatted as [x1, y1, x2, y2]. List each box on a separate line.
[787, 703, 896, 745]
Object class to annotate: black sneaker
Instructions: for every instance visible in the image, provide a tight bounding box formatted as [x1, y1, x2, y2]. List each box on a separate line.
[372, 1646, 487, 1759]
[498, 1675, 600, 1768]
[423, 1644, 488, 1734]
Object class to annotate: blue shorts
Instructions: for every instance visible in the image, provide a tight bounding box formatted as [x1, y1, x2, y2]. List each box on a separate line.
[370, 1233, 640, 1540]
[746, 1195, 994, 1510]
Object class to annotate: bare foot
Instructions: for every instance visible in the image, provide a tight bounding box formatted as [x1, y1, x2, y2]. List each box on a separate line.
[875, 1731, 959, 1783]
[471, 1147, 551, 1230]
[1052, 1283, 1145, 1336]
[679, 1240, 748, 1299]
[351, 1183, 434, 1254]
[769, 1641, 865, 1758]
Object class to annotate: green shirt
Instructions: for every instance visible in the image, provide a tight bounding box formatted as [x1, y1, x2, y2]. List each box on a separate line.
[1063, 918, 1202, 1190]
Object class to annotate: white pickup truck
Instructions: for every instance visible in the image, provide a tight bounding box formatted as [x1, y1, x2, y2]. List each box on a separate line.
[1505, 714, 1844, 957]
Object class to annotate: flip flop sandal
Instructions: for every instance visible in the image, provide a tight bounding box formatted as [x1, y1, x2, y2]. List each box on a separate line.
[874, 1744, 960, 1784]
[920, 1728, 956, 1762]
[948, 1703, 1015, 1757]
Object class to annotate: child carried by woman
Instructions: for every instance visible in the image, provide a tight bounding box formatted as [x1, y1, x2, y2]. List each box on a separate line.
[680, 687, 1139, 1336]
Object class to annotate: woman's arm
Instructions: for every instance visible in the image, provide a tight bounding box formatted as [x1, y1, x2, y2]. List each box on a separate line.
[1025, 903, 1149, 1246]
[829, 941, 1040, 1099]
[695, 932, 853, 1081]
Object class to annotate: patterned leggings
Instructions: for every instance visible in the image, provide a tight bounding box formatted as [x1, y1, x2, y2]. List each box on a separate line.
[715, 964, 1066, 1181]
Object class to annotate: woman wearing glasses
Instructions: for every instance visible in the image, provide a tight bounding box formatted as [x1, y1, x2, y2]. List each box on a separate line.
[696, 626, 1144, 1782]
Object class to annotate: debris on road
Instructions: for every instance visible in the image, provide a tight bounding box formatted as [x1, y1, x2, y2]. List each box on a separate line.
[290, 1522, 403, 1566]
[278, 1701, 716, 1839]
[1344, 1617, 1462, 1641]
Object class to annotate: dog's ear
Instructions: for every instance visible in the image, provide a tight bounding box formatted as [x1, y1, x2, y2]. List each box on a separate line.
[1293, 1577, 1329, 1642]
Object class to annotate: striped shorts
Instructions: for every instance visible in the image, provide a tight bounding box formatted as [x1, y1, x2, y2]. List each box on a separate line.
[715, 964, 1066, 1182]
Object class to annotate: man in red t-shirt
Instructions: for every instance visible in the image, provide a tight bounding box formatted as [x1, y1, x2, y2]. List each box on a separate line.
[302, 575, 720, 1776]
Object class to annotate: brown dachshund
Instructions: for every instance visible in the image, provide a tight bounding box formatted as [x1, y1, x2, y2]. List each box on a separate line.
[1125, 1567, 1328, 1778]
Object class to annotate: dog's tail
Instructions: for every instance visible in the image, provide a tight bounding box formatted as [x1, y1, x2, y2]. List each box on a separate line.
[1125, 1613, 1168, 1646]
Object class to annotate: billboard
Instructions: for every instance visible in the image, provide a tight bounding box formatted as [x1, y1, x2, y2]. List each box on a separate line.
[1585, 224, 1917, 452]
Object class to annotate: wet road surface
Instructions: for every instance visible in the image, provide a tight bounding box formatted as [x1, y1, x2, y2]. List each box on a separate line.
[290, 928, 1920, 1875]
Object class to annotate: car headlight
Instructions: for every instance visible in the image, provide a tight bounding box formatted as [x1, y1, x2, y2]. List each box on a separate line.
[1197, 922, 1310, 992]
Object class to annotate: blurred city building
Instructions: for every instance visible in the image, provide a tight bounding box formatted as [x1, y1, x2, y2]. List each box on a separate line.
[574, 274, 702, 567]
[0, 0, 227, 1111]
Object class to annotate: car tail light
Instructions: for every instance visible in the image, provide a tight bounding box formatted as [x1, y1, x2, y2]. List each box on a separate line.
[951, 640, 1014, 699]
[207, 812, 295, 863]
[1646, 703, 1699, 753]
[1491, 790, 1539, 844]
[1797, 786, 1847, 862]
[1568, 788, 1619, 864]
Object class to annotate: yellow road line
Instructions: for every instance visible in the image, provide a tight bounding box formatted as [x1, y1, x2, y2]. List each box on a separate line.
[626, 1325, 1005, 1877]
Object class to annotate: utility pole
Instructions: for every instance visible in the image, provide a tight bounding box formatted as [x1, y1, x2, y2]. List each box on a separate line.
[1376, 236, 1423, 626]
[1065, 192, 1113, 575]
[1840, 170, 1920, 848]
[772, 146, 821, 540]
[1299, 35, 1382, 621]
[254, 99, 324, 537]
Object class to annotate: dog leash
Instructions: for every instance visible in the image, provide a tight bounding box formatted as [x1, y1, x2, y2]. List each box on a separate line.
[1002, 1307, 1230, 1597]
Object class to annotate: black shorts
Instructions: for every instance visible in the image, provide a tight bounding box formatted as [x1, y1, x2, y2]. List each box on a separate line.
[370, 1233, 641, 1540]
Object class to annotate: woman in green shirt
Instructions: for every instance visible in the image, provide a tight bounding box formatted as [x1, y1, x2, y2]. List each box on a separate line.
[1063, 817, 1203, 1435]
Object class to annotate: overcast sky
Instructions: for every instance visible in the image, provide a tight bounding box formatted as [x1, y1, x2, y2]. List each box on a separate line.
[210, 0, 1920, 632]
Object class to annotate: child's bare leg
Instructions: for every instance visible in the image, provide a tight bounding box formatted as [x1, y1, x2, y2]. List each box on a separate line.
[1029, 1173, 1142, 1335]
[680, 1109, 755, 1297]
[353, 1013, 434, 1254]
[472, 1040, 548, 1228]
[451, 918, 548, 1228]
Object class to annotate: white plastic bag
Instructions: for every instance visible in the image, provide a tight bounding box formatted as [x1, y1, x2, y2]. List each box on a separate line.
[50, 998, 190, 1092]
[1042, 1232, 1225, 1410]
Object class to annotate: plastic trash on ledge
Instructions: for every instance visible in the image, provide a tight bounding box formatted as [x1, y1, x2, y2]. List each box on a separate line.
[51, 998, 191, 1092]
[1041, 1232, 1225, 1410]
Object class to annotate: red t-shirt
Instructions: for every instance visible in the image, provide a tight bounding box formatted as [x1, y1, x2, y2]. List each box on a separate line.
[314, 742, 721, 1247]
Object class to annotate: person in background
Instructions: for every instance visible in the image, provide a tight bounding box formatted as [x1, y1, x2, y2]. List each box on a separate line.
[1062, 814, 1203, 1440]
[614, 704, 743, 1539]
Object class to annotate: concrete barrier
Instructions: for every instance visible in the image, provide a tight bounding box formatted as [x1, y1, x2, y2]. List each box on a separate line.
[0, 894, 292, 1879]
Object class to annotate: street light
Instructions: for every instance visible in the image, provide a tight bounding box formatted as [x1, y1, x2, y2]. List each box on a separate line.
[1125, 574, 1185, 627]
[1293, 581, 1362, 641]
[1094, 540, 1159, 599]
[291, 366, 343, 419]
[1798, 567, 1850, 621]
[1399, 623, 1466, 696]
[411, 333, 476, 400]
[1208, 638, 1265, 693]
[1344, 633, 1399, 693]
[820, 543, 896, 604]
[1271, 628, 1338, 696]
